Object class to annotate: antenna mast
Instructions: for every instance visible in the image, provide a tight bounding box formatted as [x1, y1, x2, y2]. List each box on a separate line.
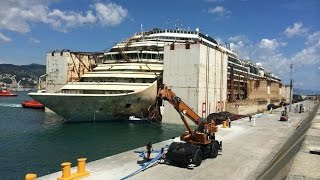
[140, 24, 144, 39]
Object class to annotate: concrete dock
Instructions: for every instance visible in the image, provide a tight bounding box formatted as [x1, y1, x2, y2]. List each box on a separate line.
[39, 101, 318, 180]
[287, 103, 320, 179]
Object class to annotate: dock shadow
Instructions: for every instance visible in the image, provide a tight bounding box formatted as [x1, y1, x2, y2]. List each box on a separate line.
[137, 157, 152, 166]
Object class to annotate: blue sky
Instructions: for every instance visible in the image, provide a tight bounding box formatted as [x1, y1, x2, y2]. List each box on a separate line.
[0, 0, 319, 90]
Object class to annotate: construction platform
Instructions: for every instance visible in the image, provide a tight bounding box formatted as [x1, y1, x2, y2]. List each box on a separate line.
[287, 103, 320, 179]
[39, 100, 318, 180]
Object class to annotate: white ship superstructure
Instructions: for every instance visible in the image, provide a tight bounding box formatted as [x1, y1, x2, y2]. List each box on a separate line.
[29, 28, 281, 122]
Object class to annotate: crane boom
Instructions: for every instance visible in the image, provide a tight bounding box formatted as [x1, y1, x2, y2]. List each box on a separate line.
[157, 84, 222, 167]
[157, 84, 217, 145]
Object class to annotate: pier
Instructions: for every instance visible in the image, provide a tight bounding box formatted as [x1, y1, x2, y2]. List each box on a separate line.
[38, 100, 319, 180]
[287, 103, 320, 179]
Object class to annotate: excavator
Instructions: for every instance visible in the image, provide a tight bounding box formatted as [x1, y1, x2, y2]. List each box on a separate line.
[157, 84, 222, 167]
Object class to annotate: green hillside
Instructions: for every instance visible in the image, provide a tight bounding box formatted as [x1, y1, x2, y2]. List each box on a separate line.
[0, 63, 46, 87]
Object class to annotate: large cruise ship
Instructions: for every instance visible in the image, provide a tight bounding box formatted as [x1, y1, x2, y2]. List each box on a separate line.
[29, 28, 280, 122]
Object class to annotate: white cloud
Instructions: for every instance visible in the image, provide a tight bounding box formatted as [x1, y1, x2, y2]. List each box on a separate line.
[223, 31, 320, 86]
[0, 1, 128, 34]
[0, 1, 51, 33]
[259, 39, 279, 49]
[214, 37, 224, 45]
[294, 82, 304, 87]
[225, 35, 290, 80]
[228, 35, 249, 44]
[29, 37, 40, 44]
[306, 31, 320, 45]
[0, 32, 12, 42]
[292, 33, 320, 66]
[208, 6, 231, 20]
[255, 33, 319, 81]
[254, 38, 294, 80]
[209, 6, 224, 14]
[280, 41, 288, 47]
[228, 35, 252, 59]
[94, 2, 128, 26]
[283, 22, 308, 38]
[230, 42, 252, 59]
[258, 53, 290, 79]
[47, 9, 97, 32]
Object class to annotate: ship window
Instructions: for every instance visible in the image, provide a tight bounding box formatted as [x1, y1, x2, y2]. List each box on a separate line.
[142, 53, 147, 59]
[106, 55, 112, 60]
[60, 51, 63, 56]
[51, 52, 54, 56]
[186, 43, 190, 49]
[170, 43, 175, 50]
[125, 104, 131, 108]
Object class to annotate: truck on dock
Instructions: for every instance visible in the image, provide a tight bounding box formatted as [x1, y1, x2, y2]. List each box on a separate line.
[158, 84, 222, 167]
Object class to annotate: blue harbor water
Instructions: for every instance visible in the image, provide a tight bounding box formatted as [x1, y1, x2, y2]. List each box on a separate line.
[0, 92, 185, 179]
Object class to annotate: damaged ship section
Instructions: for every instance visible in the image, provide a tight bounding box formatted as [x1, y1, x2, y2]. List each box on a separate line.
[29, 29, 288, 123]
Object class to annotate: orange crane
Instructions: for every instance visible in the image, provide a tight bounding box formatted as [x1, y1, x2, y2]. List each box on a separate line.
[158, 84, 222, 167]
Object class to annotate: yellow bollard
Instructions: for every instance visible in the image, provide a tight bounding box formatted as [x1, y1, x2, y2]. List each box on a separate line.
[222, 121, 228, 128]
[77, 158, 86, 174]
[76, 158, 90, 177]
[60, 162, 72, 179]
[25, 173, 37, 180]
[57, 158, 90, 180]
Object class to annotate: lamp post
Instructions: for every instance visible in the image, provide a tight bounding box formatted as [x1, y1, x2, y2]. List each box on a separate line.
[289, 62, 293, 112]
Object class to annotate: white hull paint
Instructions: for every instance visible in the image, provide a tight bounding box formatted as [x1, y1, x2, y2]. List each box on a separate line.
[29, 82, 157, 122]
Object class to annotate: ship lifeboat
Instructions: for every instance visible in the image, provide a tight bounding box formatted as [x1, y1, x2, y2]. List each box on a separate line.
[0, 90, 17, 96]
[22, 100, 45, 109]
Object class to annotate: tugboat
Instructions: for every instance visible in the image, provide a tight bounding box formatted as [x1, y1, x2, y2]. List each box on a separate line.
[0, 89, 17, 96]
[22, 100, 45, 109]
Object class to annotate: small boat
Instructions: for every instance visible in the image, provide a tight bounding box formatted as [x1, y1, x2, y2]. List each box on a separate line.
[21, 100, 45, 109]
[0, 90, 17, 96]
[126, 116, 148, 123]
